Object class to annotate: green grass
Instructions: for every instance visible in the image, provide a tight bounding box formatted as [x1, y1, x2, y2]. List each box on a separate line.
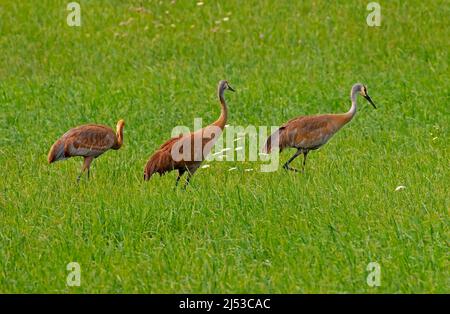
[0, 0, 448, 293]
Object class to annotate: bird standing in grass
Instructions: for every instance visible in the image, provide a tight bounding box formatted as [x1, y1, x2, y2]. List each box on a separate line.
[264, 83, 376, 172]
[48, 119, 125, 182]
[144, 80, 235, 187]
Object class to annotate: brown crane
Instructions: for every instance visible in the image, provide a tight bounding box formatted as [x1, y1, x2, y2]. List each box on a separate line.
[48, 119, 125, 181]
[144, 80, 234, 187]
[264, 83, 376, 172]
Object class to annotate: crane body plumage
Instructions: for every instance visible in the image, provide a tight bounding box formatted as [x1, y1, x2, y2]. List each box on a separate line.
[264, 83, 376, 172]
[48, 119, 125, 181]
[144, 80, 234, 187]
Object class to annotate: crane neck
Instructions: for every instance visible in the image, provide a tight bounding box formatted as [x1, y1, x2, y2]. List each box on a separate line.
[343, 88, 358, 122]
[115, 121, 124, 149]
[213, 87, 228, 130]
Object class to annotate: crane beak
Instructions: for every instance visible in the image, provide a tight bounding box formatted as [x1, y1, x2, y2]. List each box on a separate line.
[228, 85, 235, 92]
[364, 95, 377, 109]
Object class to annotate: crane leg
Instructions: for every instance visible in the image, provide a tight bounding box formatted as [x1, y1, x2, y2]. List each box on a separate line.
[77, 156, 94, 182]
[175, 169, 186, 187]
[183, 174, 191, 189]
[183, 167, 198, 189]
[283, 149, 302, 172]
[302, 151, 309, 173]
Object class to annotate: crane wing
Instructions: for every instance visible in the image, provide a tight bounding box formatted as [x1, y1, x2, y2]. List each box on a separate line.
[63, 125, 116, 157]
[144, 135, 183, 180]
[265, 115, 335, 152]
[285, 115, 336, 149]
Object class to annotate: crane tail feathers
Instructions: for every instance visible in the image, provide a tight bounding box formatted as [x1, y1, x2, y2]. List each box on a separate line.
[143, 158, 156, 181]
[144, 150, 174, 181]
[263, 127, 284, 154]
[47, 139, 66, 163]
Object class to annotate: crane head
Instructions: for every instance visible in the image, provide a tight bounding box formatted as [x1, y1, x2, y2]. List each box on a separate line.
[219, 80, 235, 92]
[117, 119, 125, 127]
[116, 119, 125, 134]
[360, 85, 376, 109]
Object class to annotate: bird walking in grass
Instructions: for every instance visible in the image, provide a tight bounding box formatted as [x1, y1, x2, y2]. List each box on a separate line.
[264, 83, 376, 172]
[144, 80, 235, 187]
[48, 119, 125, 182]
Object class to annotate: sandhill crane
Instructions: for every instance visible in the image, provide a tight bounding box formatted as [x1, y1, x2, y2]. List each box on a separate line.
[144, 80, 234, 187]
[48, 119, 125, 181]
[264, 83, 376, 172]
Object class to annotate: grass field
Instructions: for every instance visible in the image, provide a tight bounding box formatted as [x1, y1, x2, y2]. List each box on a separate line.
[0, 0, 448, 293]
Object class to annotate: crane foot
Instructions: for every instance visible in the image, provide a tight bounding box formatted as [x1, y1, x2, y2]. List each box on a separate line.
[283, 164, 301, 173]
